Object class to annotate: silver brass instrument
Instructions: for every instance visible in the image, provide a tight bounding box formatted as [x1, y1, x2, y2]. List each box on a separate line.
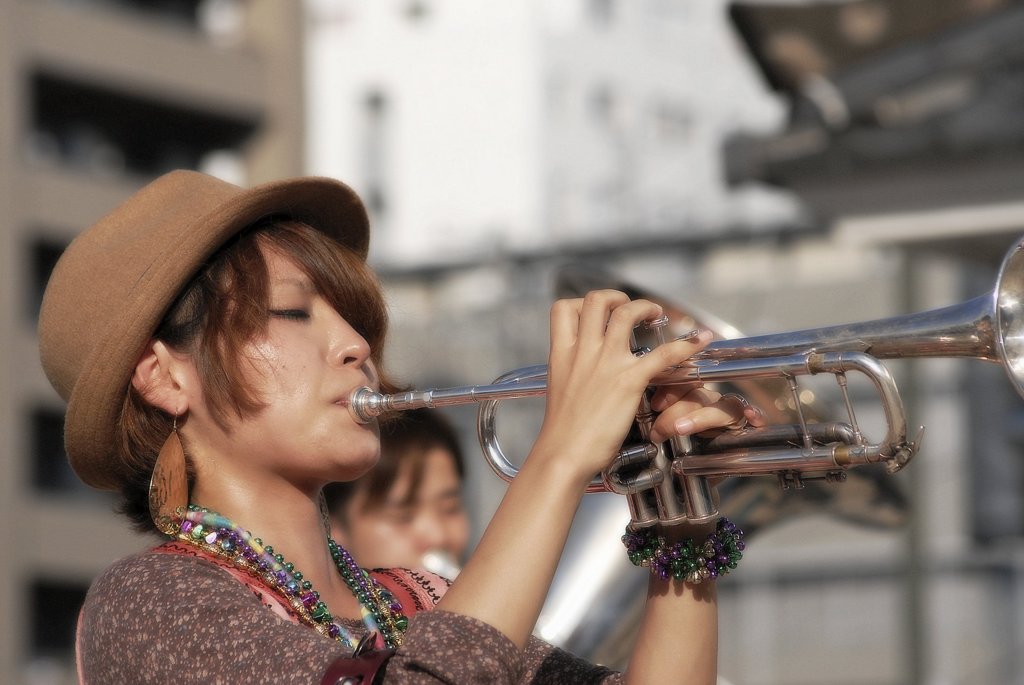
[350, 235, 1024, 529]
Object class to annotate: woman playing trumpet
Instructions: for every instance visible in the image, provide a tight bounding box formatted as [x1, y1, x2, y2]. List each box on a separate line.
[39, 170, 757, 683]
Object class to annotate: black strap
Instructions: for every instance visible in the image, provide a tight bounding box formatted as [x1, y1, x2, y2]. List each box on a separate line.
[320, 633, 394, 685]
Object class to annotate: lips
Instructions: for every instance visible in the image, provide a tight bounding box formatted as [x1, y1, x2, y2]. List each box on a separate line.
[333, 381, 373, 407]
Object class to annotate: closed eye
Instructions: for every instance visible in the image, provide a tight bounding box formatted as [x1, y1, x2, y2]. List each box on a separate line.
[269, 309, 310, 321]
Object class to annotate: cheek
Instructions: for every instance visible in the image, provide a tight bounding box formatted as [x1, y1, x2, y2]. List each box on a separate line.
[365, 361, 381, 390]
[357, 519, 418, 565]
[357, 511, 406, 541]
[241, 337, 314, 394]
[450, 514, 471, 544]
[235, 342, 279, 398]
[346, 514, 389, 551]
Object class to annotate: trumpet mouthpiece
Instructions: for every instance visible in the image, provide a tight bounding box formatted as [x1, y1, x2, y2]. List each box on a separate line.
[348, 386, 384, 424]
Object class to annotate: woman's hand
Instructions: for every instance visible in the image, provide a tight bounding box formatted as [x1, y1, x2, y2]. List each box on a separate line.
[532, 290, 752, 488]
[647, 385, 766, 444]
[441, 289, 762, 652]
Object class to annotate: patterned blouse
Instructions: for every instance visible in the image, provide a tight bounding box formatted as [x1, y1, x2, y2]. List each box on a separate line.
[75, 547, 623, 684]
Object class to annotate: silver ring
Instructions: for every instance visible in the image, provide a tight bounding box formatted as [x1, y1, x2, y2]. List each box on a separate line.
[720, 393, 751, 430]
[674, 328, 702, 342]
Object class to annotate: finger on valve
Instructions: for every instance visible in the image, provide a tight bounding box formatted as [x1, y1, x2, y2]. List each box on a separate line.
[647, 389, 766, 443]
[718, 393, 766, 429]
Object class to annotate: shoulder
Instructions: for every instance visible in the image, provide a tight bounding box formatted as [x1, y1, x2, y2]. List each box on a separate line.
[78, 547, 341, 683]
[80, 544, 289, 658]
[88, 545, 210, 596]
[370, 567, 451, 614]
[89, 543, 245, 598]
[81, 545, 262, 631]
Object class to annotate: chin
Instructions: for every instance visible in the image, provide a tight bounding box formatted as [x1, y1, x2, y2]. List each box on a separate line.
[337, 445, 381, 481]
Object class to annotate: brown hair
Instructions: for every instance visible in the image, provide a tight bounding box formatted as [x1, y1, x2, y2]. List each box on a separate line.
[117, 217, 396, 532]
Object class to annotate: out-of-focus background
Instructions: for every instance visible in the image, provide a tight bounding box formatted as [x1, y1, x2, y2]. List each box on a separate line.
[3, 0, 1024, 683]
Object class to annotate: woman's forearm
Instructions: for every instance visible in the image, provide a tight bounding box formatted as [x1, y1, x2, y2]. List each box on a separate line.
[624, 521, 720, 685]
[626, 576, 718, 685]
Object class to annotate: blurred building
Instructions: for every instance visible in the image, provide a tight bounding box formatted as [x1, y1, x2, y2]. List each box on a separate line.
[0, 1, 306, 682]
[304, 0, 800, 400]
[308, 1, 1024, 685]
[3, 0, 1022, 684]
[721, 2, 1024, 681]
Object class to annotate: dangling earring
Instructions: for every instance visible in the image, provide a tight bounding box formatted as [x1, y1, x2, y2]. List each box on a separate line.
[149, 414, 189, 536]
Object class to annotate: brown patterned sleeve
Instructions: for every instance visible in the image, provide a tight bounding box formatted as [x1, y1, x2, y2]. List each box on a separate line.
[384, 615, 625, 685]
[384, 609, 525, 684]
[371, 568, 624, 684]
[520, 636, 623, 684]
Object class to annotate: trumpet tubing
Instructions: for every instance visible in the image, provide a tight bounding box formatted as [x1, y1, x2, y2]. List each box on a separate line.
[349, 234, 1024, 529]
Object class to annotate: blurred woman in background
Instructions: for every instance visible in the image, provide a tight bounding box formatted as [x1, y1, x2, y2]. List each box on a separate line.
[326, 408, 470, 577]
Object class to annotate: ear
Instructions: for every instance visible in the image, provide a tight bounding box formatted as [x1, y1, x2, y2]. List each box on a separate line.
[131, 340, 192, 416]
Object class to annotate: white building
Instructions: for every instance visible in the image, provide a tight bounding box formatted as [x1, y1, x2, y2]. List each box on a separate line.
[306, 0, 798, 268]
[304, 2, 1024, 684]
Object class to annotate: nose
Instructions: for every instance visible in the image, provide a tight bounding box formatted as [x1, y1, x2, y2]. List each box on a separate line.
[326, 310, 372, 368]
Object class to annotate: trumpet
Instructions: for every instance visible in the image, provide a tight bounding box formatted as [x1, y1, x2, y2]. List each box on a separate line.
[349, 234, 1024, 528]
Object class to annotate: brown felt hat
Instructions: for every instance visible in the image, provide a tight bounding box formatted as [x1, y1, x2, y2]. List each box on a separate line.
[38, 170, 370, 491]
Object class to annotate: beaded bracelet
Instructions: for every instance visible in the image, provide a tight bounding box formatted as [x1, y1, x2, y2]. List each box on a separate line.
[621, 517, 745, 585]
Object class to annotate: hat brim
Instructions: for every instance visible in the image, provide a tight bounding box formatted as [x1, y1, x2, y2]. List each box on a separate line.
[64, 175, 369, 490]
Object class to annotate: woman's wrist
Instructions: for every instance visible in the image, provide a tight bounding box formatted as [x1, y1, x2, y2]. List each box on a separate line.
[622, 517, 745, 586]
[660, 520, 717, 543]
[521, 438, 605, 494]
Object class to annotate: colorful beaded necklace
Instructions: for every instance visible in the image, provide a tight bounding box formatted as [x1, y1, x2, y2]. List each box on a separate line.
[172, 505, 408, 649]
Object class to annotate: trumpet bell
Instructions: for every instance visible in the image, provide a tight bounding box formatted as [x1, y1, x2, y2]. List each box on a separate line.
[992, 237, 1024, 399]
